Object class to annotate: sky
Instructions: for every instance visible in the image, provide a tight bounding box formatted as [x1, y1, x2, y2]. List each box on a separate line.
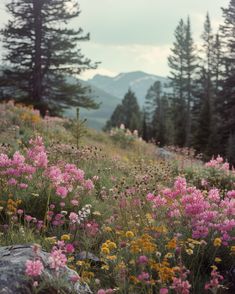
[0, 0, 229, 80]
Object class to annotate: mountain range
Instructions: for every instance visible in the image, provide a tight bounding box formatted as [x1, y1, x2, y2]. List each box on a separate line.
[68, 71, 170, 130]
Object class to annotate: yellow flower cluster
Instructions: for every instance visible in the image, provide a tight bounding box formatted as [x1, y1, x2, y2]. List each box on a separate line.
[20, 112, 41, 124]
[149, 259, 175, 282]
[125, 231, 135, 238]
[166, 238, 177, 250]
[101, 240, 117, 256]
[7, 199, 21, 214]
[130, 234, 157, 254]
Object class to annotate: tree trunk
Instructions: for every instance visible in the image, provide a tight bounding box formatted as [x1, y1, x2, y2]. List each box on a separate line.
[33, 0, 43, 114]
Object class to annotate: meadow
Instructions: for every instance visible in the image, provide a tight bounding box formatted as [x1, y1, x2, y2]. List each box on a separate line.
[0, 101, 234, 294]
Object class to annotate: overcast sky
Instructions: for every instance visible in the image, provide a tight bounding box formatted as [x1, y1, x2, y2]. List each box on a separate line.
[0, 0, 229, 79]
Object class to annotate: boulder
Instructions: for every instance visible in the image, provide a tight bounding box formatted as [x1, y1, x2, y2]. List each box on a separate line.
[0, 244, 92, 294]
[156, 147, 174, 160]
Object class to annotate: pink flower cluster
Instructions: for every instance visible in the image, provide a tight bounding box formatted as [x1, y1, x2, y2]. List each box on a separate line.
[48, 248, 67, 271]
[0, 151, 35, 188]
[97, 289, 114, 294]
[205, 155, 230, 171]
[172, 277, 191, 294]
[0, 136, 93, 199]
[205, 268, 224, 291]
[27, 136, 48, 168]
[46, 163, 93, 198]
[147, 177, 235, 244]
[25, 259, 44, 277]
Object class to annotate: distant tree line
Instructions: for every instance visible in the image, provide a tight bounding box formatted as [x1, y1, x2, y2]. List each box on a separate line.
[107, 0, 235, 165]
[0, 0, 99, 116]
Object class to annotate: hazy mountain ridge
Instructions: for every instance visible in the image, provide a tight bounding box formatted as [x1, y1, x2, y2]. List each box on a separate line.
[67, 71, 170, 129]
[88, 71, 169, 106]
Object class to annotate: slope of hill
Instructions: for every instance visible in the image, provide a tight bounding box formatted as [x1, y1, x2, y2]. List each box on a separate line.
[88, 71, 170, 106]
[65, 78, 121, 130]
[66, 71, 170, 130]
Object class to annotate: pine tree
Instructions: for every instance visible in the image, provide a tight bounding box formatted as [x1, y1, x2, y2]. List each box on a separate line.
[105, 89, 142, 132]
[193, 13, 214, 155]
[184, 17, 197, 146]
[168, 19, 186, 104]
[144, 81, 170, 145]
[168, 17, 197, 147]
[0, 0, 98, 115]
[219, 0, 235, 163]
[144, 81, 162, 139]
[142, 109, 149, 141]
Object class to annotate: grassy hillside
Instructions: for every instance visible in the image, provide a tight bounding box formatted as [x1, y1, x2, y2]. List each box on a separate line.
[0, 102, 234, 294]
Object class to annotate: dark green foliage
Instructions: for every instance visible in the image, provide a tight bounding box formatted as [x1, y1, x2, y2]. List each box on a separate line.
[144, 81, 171, 145]
[192, 14, 214, 156]
[0, 0, 99, 115]
[105, 89, 142, 132]
[168, 17, 197, 147]
[219, 0, 235, 164]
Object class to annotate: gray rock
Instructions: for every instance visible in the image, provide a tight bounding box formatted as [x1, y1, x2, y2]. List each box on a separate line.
[76, 251, 103, 267]
[156, 147, 174, 160]
[0, 244, 92, 294]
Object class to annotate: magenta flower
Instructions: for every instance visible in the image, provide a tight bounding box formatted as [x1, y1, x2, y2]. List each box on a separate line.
[137, 255, 148, 264]
[25, 259, 44, 277]
[65, 243, 75, 253]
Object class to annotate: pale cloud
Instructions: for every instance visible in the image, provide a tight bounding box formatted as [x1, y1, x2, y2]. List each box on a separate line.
[79, 42, 171, 79]
[135, 45, 171, 65]
[80, 67, 118, 80]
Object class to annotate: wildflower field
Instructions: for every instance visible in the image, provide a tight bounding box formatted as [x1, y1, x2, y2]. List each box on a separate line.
[0, 102, 234, 294]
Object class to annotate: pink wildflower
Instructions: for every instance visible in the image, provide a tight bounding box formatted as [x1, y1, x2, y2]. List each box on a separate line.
[65, 243, 75, 253]
[138, 255, 148, 264]
[56, 186, 68, 198]
[25, 259, 44, 277]
[48, 249, 67, 270]
[69, 212, 79, 224]
[160, 289, 169, 294]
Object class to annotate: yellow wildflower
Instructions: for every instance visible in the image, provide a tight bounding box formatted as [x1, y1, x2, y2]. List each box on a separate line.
[101, 264, 109, 270]
[101, 246, 110, 255]
[125, 231, 135, 238]
[108, 241, 117, 250]
[231, 246, 235, 254]
[103, 226, 112, 233]
[165, 253, 174, 259]
[166, 238, 177, 250]
[214, 257, 222, 263]
[213, 238, 222, 247]
[61, 234, 70, 241]
[107, 255, 117, 261]
[186, 249, 194, 255]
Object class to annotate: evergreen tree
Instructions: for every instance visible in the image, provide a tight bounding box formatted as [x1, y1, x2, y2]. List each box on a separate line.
[151, 94, 169, 146]
[142, 109, 149, 141]
[168, 19, 186, 103]
[219, 0, 235, 163]
[144, 81, 170, 145]
[184, 17, 197, 146]
[144, 81, 162, 139]
[105, 89, 142, 132]
[168, 19, 187, 146]
[193, 13, 214, 155]
[0, 0, 98, 115]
